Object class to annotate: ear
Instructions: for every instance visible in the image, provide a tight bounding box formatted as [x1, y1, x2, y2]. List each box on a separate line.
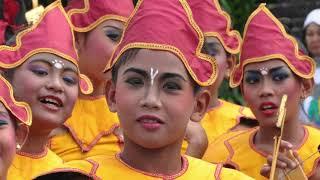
[225, 54, 236, 79]
[301, 78, 314, 98]
[74, 32, 86, 53]
[15, 124, 29, 148]
[190, 89, 211, 122]
[105, 80, 117, 113]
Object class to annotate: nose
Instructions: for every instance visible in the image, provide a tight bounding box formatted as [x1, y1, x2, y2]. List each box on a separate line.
[139, 86, 161, 110]
[45, 74, 64, 93]
[259, 78, 274, 98]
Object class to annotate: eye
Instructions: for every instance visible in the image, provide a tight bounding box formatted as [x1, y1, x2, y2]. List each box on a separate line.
[0, 120, 8, 127]
[125, 77, 144, 87]
[31, 67, 48, 76]
[204, 46, 219, 57]
[272, 72, 289, 81]
[63, 76, 78, 85]
[105, 30, 121, 42]
[244, 75, 260, 84]
[163, 81, 181, 91]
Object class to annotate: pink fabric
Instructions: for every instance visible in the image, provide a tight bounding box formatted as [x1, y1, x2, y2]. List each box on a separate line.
[0, 76, 30, 125]
[109, 0, 216, 85]
[231, 5, 315, 86]
[0, 3, 78, 67]
[67, 0, 134, 30]
[188, 0, 241, 53]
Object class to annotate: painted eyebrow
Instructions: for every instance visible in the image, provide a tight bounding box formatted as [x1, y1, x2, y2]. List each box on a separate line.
[0, 111, 9, 119]
[245, 66, 285, 74]
[123, 68, 187, 82]
[103, 25, 122, 31]
[30, 59, 78, 74]
[160, 72, 187, 82]
[123, 67, 148, 78]
[205, 41, 221, 48]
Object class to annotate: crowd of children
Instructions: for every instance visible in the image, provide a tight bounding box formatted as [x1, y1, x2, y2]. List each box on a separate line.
[0, 0, 319, 179]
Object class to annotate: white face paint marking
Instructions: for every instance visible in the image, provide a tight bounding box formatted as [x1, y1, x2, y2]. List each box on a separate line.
[51, 59, 64, 69]
[259, 67, 269, 76]
[150, 68, 159, 86]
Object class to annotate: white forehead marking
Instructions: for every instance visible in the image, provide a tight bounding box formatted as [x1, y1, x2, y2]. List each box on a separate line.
[51, 59, 64, 69]
[259, 67, 269, 76]
[150, 68, 159, 85]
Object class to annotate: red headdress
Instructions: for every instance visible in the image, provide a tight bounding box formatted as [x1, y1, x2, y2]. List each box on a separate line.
[66, 0, 134, 32]
[230, 4, 315, 87]
[0, 75, 31, 126]
[104, 0, 217, 86]
[187, 0, 241, 54]
[0, 1, 93, 94]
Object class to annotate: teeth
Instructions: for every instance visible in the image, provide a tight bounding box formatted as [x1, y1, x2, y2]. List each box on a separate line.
[142, 119, 157, 123]
[262, 105, 273, 110]
[41, 97, 61, 107]
[45, 98, 58, 105]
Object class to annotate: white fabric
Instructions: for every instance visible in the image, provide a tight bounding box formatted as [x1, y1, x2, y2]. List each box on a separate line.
[304, 9, 320, 28]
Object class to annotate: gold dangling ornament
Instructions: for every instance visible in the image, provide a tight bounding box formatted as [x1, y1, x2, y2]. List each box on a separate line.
[269, 94, 307, 180]
[25, 0, 45, 25]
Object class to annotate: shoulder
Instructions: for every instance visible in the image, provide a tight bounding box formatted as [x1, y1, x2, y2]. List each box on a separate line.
[202, 128, 256, 164]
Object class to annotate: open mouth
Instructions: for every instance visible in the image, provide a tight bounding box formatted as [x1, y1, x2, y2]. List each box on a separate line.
[259, 102, 278, 116]
[39, 96, 63, 108]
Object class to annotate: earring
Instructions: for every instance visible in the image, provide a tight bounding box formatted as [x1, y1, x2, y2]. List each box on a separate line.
[16, 144, 21, 150]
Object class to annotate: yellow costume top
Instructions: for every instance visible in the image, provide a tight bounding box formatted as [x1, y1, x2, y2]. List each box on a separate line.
[182, 99, 256, 153]
[33, 158, 100, 179]
[49, 97, 122, 162]
[87, 154, 254, 179]
[203, 126, 320, 179]
[8, 148, 64, 180]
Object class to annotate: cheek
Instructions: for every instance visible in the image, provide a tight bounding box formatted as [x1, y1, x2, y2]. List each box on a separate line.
[64, 87, 78, 110]
[12, 71, 39, 101]
[0, 128, 17, 164]
[84, 32, 116, 64]
[242, 85, 259, 110]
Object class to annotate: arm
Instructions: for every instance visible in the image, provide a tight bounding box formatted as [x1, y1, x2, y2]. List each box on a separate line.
[185, 120, 208, 158]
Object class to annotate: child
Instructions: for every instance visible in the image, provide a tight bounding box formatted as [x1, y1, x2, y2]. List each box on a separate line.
[49, 0, 134, 162]
[204, 4, 320, 179]
[0, 2, 93, 179]
[84, 0, 253, 178]
[0, 75, 30, 179]
[184, 0, 257, 158]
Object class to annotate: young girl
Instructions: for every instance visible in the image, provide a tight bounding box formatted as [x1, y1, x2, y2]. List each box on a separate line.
[301, 9, 320, 126]
[0, 76, 30, 179]
[49, 0, 134, 162]
[83, 0, 253, 179]
[0, 2, 93, 179]
[204, 4, 320, 179]
[183, 0, 257, 158]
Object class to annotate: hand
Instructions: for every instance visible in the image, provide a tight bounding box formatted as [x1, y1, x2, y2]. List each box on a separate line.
[260, 140, 302, 178]
[185, 120, 208, 158]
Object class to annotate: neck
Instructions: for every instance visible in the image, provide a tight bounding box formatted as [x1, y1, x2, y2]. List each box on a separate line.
[208, 89, 220, 109]
[20, 128, 50, 154]
[120, 138, 184, 176]
[255, 117, 305, 150]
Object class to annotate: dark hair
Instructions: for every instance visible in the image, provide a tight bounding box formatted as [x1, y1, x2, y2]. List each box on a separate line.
[111, 48, 201, 94]
[34, 172, 93, 180]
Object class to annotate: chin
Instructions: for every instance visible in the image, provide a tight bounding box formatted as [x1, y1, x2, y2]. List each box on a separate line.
[134, 137, 167, 149]
[34, 114, 66, 130]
